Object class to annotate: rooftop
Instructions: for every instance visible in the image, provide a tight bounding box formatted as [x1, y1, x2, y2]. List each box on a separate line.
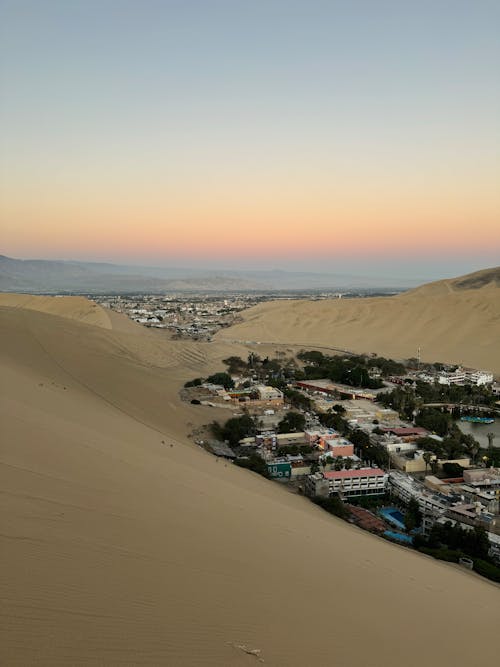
[324, 468, 386, 480]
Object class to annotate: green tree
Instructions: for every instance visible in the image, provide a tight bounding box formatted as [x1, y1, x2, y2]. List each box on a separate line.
[234, 452, 270, 478]
[441, 462, 465, 477]
[404, 498, 422, 532]
[213, 415, 257, 445]
[277, 411, 306, 433]
[206, 372, 235, 390]
[222, 356, 248, 374]
[184, 377, 204, 388]
[422, 451, 433, 474]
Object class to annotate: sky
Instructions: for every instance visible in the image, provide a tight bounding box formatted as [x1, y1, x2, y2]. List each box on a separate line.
[1, 0, 499, 280]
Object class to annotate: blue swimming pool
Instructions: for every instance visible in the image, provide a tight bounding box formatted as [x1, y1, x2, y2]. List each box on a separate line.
[384, 530, 413, 544]
[379, 507, 406, 531]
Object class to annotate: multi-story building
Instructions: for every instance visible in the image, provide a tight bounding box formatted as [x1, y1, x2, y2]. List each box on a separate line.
[389, 471, 450, 520]
[318, 436, 354, 457]
[306, 468, 388, 499]
[463, 468, 500, 503]
[437, 367, 493, 386]
[254, 385, 285, 404]
[467, 370, 494, 386]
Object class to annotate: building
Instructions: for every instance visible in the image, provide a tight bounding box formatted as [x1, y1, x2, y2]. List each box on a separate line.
[295, 380, 376, 401]
[380, 426, 429, 440]
[275, 432, 306, 448]
[227, 384, 284, 408]
[389, 471, 451, 518]
[254, 385, 285, 405]
[467, 370, 494, 385]
[305, 428, 339, 446]
[444, 503, 495, 531]
[319, 437, 354, 457]
[437, 367, 493, 386]
[391, 449, 470, 474]
[306, 468, 388, 499]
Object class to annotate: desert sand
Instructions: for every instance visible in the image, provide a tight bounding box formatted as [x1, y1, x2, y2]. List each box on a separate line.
[1, 286, 499, 666]
[218, 267, 500, 376]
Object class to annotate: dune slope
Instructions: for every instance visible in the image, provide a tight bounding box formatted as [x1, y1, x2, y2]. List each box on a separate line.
[218, 269, 500, 375]
[1, 298, 499, 666]
[0, 293, 112, 329]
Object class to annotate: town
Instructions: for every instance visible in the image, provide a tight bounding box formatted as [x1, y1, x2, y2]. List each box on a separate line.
[92, 290, 400, 340]
[183, 350, 500, 582]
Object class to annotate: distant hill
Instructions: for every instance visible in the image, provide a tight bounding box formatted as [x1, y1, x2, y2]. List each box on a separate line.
[0, 254, 420, 293]
[218, 266, 500, 375]
[405, 266, 500, 296]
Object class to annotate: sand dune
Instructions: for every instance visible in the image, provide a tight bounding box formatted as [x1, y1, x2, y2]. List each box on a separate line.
[218, 268, 500, 376]
[0, 293, 112, 329]
[1, 292, 499, 666]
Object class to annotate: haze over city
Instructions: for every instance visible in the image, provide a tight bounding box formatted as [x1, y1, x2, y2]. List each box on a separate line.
[1, 1, 499, 279]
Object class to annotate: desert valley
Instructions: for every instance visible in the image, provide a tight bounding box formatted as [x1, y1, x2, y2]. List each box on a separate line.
[1, 268, 499, 666]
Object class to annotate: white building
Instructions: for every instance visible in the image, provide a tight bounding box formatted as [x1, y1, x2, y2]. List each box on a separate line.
[254, 385, 284, 401]
[389, 471, 450, 519]
[306, 468, 388, 499]
[467, 370, 494, 386]
[437, 367, 493, 386]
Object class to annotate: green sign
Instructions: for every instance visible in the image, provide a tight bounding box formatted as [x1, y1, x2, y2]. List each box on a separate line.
[267, 462, 292, 480]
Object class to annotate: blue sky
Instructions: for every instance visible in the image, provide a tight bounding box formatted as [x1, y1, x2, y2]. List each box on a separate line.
[1, 1, 499, 280]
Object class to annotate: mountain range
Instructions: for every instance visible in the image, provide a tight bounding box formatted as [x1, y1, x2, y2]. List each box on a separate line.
[0, 254, 422, 293]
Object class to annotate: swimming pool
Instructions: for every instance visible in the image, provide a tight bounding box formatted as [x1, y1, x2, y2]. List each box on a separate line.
[379, 507, 406, 531]
[384, 530, 413, 544]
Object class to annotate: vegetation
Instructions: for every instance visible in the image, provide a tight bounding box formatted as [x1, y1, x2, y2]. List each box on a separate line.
[210, 415, 257, 446]
[414, 525, 500, 584]
[234, 452, 270, 478]
[205, 372, 235, 389]
[413, 380, 496, 408]
[312, 495, 350, 519]
[415, 408, 452, 436]
[223, 352, 303, 385]
[222, 355, 248, 374]
[404, 498, 422, 531]
[417, 546, 462, 563]
[349, 428, 389, 468]
[413, 424, 479, 461]
[472, 559, 500, 583]
[378, 386, 418, 421]
[415, 522, 490, 561]
[318, 410, 349, 435]
[441, 462, 465, 477]
[277, 445, 314, 457]
[277, 411, 306, 433]
[480, 446, 500, 467]
[297, 351, 384, 389]
[347, 493, 391, 509]
[184, 377, 203, 388]
[283, 387, 312, 411]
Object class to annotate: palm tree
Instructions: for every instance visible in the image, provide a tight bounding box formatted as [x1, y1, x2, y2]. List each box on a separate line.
[471, 442, 480, 466]
[423, 451, 433, 474]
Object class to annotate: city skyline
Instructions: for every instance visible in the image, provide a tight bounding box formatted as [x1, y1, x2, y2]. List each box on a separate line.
[1, 1, 499, 279]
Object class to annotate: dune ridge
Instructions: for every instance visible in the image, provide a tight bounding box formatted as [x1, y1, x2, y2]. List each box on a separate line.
[0, 293, 112, 329]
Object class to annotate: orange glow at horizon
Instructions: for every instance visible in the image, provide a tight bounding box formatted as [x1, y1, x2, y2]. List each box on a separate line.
[3, 177, 499, 260]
